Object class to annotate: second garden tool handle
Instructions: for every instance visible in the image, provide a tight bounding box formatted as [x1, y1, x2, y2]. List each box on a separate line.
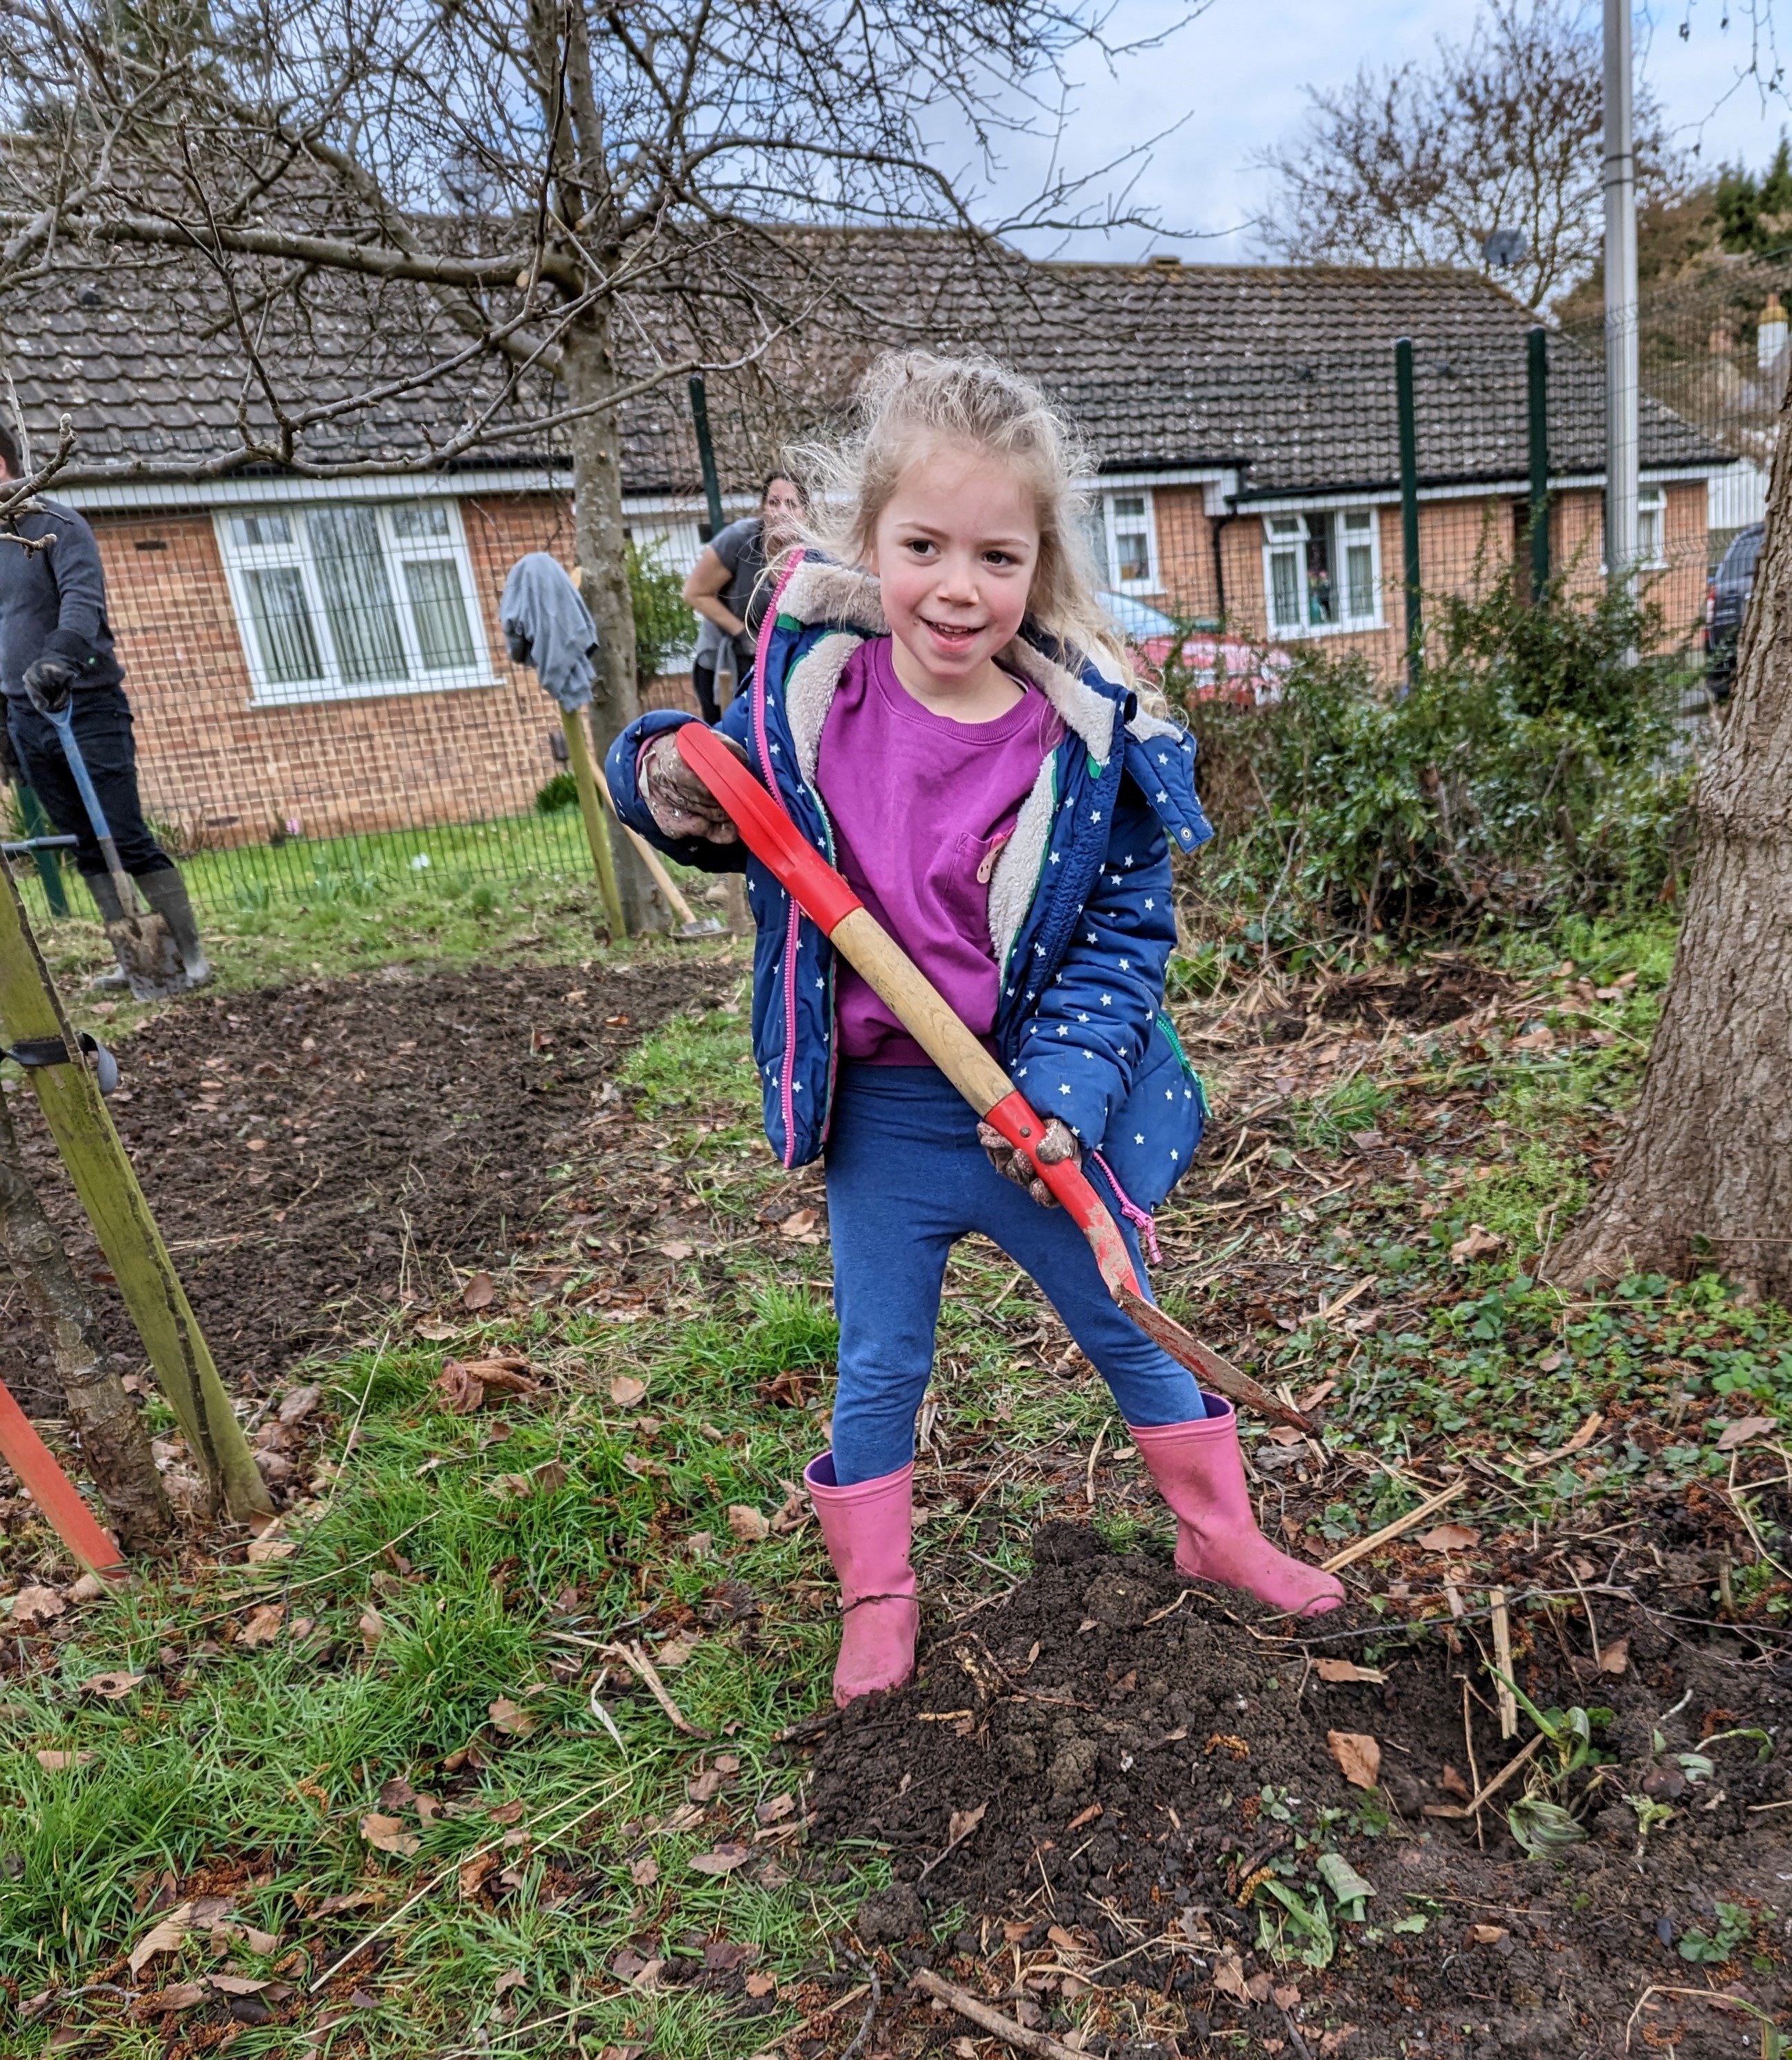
[672, 723, 1314, 1434]
[44, 701, 138, 913]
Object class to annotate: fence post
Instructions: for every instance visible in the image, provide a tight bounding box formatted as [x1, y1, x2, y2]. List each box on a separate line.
[15, 785, 69, 917]
[1395, 337, 1422, 686]
[1527, 325, 1551, 601]
[559, 707, 627, 939]
[689, 377, 727, 538]
[0, 864, 271, 1522]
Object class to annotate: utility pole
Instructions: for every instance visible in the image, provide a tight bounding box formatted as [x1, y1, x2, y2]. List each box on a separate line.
[1603, 0, 1639, 599]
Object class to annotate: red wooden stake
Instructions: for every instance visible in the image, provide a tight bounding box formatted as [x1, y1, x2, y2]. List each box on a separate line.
[0, 1377, 127, 1580]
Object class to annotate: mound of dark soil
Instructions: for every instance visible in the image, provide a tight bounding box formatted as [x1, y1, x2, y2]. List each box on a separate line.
[808, 1524, 1792, 2054]
[1, 956, 714, 1411]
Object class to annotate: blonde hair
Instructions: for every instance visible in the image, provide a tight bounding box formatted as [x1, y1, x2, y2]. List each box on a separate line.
[790, 350, 1132, 683]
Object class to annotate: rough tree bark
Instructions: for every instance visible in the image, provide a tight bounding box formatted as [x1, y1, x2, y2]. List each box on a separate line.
[0, 1091, 172, 1549]
[1545, 388, 1792, 1299]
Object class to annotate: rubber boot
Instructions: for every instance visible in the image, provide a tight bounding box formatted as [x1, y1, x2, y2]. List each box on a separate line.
[136, 865, 211, 988]
[804, 1452, 920, 1706]
[80, 870, 132, 992]
[1132, 1397, 1345, 1618]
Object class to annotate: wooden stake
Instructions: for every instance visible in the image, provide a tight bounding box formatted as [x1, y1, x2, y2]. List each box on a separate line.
[559, 707, 626, 939]
[0, 867, 269, 1521]
[1322, 1475, 1469, 1573]
[1490, 1587, 1519, 1739]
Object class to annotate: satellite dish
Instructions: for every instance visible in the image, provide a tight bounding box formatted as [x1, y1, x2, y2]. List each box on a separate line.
[1482, 228, 1530, 269]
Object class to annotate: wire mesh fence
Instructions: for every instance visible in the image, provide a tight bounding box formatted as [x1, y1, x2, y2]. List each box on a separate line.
[4, 275, 1768, 937]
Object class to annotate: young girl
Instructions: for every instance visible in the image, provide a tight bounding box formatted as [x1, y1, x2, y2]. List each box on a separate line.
[608, 353, 1341, 1706]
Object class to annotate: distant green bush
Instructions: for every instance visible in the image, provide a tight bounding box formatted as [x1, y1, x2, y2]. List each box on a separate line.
[535, 770, 580, 814]
[1173, 565, 1696, 944]
[629, 539, 694, 687]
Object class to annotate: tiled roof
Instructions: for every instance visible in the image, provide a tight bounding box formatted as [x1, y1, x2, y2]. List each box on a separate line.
[1, 233, 1728, 499]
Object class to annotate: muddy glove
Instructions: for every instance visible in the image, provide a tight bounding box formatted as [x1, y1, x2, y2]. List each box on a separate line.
[979, 1114, 1081, 1209]
[637, 727, 747, 843]
[22, 656, 75, 714]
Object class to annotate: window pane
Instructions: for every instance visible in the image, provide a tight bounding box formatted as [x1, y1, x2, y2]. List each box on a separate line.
[309, 507, 408, 683]
[1112, 494, 1146, 520]
[1342, 509, 1373, 533]
[231, 513, 293, 547]
[1346, 541, 1375, 619]
[1269, 547, 1301, 628]
[1305, 517, 1337, 624]
[391, 501, 451, 541]
[1114, 527, 1151, 584]
[244, 566, 323, 683]
[404, 557, 476, 669]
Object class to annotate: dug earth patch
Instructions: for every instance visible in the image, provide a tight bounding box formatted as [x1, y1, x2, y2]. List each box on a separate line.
[808, 1523, 1792, 2054]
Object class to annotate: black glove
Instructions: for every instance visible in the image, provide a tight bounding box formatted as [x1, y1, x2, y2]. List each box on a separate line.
[22, 656, 74, 715]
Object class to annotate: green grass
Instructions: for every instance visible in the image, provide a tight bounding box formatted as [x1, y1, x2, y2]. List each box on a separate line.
[16, 809, 725, 1019]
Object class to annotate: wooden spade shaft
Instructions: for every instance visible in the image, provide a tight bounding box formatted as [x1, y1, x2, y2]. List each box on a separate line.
[673, 724, 1313, 1434]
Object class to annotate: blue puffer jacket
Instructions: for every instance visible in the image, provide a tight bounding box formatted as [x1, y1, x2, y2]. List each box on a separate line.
[606, 555, 1215, 1211]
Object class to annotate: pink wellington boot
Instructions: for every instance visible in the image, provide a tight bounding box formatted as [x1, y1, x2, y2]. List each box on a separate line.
[1131, 1397, 1344, 1618]
[803, 1453, 921, 1706]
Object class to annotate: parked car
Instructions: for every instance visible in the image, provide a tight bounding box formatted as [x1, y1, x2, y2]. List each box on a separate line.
[1705, 523, 1764, 702]
[1096, 593, 1291, 705]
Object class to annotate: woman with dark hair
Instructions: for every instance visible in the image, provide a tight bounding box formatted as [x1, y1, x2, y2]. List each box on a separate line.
[682, 472, 804, 719]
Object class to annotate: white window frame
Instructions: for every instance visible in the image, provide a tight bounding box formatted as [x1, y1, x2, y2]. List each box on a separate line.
[1636, 485, 1667, 570]
[215, 498, 493, 707]
[1260, 506, 1384, 635]
[1096, 487, 1160, 593]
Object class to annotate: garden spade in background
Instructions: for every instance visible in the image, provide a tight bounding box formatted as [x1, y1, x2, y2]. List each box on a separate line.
[42, 701, 183, 1000]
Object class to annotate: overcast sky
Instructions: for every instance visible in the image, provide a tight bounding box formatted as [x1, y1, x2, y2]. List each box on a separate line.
[979, 0, 1792, 263]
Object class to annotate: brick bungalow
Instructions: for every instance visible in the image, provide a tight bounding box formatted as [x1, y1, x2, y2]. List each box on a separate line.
[5, 247, 1737, 847]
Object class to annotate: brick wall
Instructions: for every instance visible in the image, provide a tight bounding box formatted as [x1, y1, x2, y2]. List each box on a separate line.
[92, 490, 695, 848]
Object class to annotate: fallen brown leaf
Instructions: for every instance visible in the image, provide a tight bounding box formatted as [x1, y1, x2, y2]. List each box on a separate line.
[10, 1585, 66, 1627]
[1065, 1802, 1103, 1832]
[1319, 2028, 1360, 2057]
[726, 1504, 769, 1543]
[1418, 1524, 1479, 1553]
[206, 1974, 271, 1997]
[1449, 1222, 1502, 1265]
[1328, 1731, 1382, 1789]
[1467, 1924, 1508, 1946]
[358, 1606, 386, 1652]
[487, 1697, 536, 1737]
[777, 1208, 817, 1240]
[129, 1903, 194, 1975]
[755, 1793, 795, 1825]
[81, 1670, 144, 1700]
[687, 1843, 752, 1874]
[1314, 1658, 1386, 1685]
[745, 1971, 777, 1998]
[947, 1802, 988, 1845]
[359, 1812, 420, 1856]
[237, 1605, 284, 1647]
[1598, 1637, 1630, 1677]
[608, 1376, 649, 1408]
[1717, 1416, 1777, 1451]
[688, 1769, 725, 1802]
[629, 1853, 659, 1887]
[1212, 1946, 1251, 2002]
[458, 1852, 498, 1900]
[1440, 1764, 1472, 1800]
[245, 1535, 295, 1566]
[461, 1271, 496, 1310]
[139, 1982, 207, 2014]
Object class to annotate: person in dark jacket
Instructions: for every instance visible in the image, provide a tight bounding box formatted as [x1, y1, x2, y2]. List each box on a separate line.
[614, 353, 1342, 1711]
[682, 473, 804, 720]
[0, 424, 208, 986]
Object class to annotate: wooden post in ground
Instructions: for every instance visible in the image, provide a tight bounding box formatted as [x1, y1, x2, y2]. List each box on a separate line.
[559, 706, 627, 939]
[0, 865, 270, 1521]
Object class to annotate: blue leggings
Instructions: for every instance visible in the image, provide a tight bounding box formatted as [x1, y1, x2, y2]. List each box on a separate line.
[823, 1065, 1204, 1485]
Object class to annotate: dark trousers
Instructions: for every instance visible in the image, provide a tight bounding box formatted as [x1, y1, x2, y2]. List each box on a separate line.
[691, 660, 722, 725]
[5, 685, 172, 877]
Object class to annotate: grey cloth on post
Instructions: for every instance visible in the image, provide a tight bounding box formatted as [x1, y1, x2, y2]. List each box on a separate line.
[500, 552, 599, 712]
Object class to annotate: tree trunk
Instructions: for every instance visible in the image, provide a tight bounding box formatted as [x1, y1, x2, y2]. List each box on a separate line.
[0, 1090, 172, 1550]
[1544, 395, 1792, 1299]
[563, 304, 672, 936]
